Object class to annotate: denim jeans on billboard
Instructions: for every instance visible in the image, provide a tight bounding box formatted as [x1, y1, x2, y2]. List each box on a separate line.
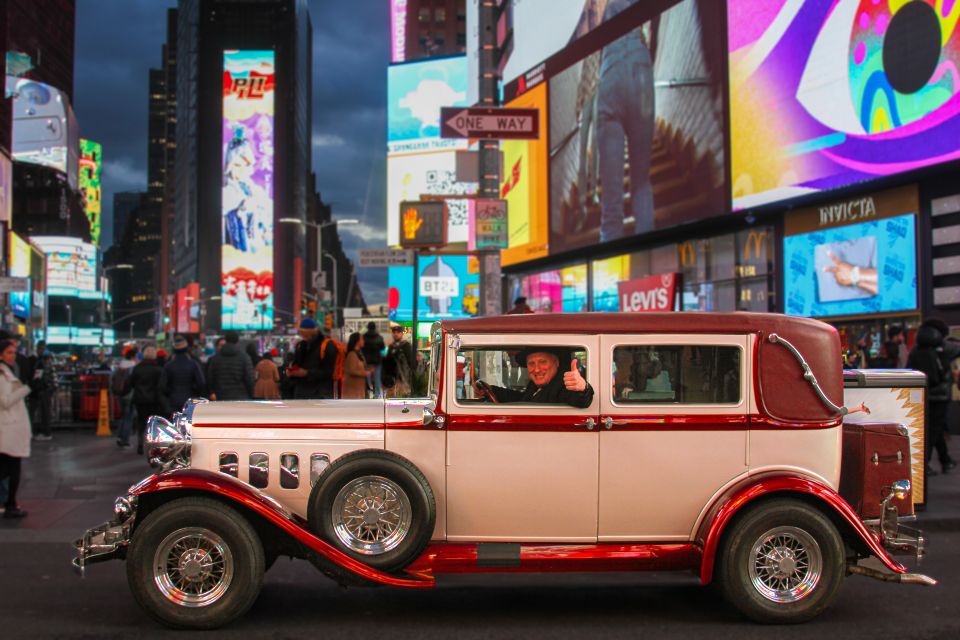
[117, 395, 135, 445]
[597, 34, 654, 243]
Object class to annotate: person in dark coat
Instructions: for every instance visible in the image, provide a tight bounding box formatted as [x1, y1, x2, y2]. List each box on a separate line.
[907, 321, 955, 475]
[0, 330, 32, 385]
[362, 321, 385, 398]
[124, 346, 165, 455]
[287, 318, 338, 399]
[207, 331, 254, 401]
[160, 335, 206, 415]
[475, 347, 594, 408]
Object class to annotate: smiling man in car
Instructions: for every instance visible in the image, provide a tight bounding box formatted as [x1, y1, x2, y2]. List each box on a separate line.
[474, 347, 594, 408]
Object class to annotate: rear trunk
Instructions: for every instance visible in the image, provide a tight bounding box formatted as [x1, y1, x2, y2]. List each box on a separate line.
[840, 422, 914, 519]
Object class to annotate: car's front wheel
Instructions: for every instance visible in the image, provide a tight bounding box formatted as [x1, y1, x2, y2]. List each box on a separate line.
[126, 497, 265, 629]
[716, 498, 845, 624]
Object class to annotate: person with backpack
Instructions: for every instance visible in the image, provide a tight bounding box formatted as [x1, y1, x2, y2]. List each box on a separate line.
[287, 318, 340, 399]
[124, 346, 165, 455]
[160, 335, 206, 416]
[907, 319, 956, 476]
[112, 346, 138, 448]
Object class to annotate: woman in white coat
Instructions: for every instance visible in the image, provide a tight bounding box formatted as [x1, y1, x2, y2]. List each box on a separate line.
[0, 338, 31, 518]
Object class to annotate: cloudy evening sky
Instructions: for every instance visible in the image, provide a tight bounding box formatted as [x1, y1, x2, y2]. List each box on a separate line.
[74, 0, 391, 304]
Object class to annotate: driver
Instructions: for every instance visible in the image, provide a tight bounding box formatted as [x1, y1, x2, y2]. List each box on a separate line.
[474, 347, 593, 408]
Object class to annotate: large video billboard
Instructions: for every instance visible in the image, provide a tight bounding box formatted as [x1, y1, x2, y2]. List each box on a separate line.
[387, 56, 476, 246]
[387, 255, 481, 323]
[729, 0, 960, 210]
[8, 232, 31, 317]
[31, 236, 97, 297]
[222, 50, 275, 331]
[783, 187, 919, 318]
[6, 76, 78, 187]
[500, 82, 549, 266]
[548, 0, 727, 254]
[506, 264, 588, 313]
[79, 139, 102, 246]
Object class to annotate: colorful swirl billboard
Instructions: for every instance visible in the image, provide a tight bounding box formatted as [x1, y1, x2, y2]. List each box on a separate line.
[729, 0, 960, 209]
[79, 139, 102, 246]
[222, 50, 275, 331]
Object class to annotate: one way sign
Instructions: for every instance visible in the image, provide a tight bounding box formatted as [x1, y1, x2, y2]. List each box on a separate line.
[440, 107, 539, 140]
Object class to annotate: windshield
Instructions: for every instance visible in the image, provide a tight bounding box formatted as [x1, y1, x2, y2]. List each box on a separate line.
[428, 322, 442, 400]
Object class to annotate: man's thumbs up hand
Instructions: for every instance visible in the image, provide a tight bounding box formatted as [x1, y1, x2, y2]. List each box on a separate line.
[563, 359, 586, 392]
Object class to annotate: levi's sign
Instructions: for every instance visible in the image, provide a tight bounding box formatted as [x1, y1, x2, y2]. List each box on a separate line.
[618, 273, 678, 312]
[440, 107, 539, 140]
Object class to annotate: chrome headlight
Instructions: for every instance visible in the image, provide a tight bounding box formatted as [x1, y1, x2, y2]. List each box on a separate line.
[145, 412, 192, 471]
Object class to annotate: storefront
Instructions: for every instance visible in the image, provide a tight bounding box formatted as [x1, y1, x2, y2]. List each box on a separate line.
[505, 225, 776, 314]
[782, 186, 922, 365]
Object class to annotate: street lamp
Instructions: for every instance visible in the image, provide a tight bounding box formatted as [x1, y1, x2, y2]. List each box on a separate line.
[322, 251, 338, 328]
[279, 217, 357, 320]
[101, 264, 133, 346]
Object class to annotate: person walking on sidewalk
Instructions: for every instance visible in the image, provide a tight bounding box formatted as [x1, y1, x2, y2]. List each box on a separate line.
[287, 318, 338, 399]
[160, 335, 206, 415]
[207, 331, 254, 401]
[253, 348, 281, 400]
[907, 320, 956, 476]
[28, 341, 56, 441]
[0, 339, 32, 518]
[343, 332, 370, 399]
[124, 346, 165, 455]
[361, 322, 385, 398]
[112, 346, 138, 448]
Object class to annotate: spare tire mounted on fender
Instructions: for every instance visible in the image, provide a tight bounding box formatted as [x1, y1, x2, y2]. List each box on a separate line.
[308, 449, 435, 573]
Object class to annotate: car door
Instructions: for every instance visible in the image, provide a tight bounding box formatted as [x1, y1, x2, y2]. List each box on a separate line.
[598, 333, 750, 541]
[444, 334, 600, 542]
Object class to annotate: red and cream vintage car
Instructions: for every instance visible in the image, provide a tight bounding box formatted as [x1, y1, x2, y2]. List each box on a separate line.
[75, 313, 934, 629]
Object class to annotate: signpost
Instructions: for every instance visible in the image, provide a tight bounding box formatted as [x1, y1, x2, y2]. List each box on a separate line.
[0, 276, 28, 293]
[440, 107, 539, 140]
[471, 198, 508, 249]
[398, 201, 447, 248]
[358, 249, 415, 268]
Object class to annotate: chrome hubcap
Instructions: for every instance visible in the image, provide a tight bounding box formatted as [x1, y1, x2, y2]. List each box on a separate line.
[153, 527, 234, 607]
[749, 526, 822, 603]
[332, 475, 411, 555]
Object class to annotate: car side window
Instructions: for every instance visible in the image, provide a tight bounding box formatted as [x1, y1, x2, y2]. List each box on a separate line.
[612, 345, 741, 405]
[455, 345, 588, 404]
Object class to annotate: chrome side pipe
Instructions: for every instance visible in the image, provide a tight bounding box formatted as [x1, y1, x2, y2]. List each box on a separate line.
[847, 565, 937, 586]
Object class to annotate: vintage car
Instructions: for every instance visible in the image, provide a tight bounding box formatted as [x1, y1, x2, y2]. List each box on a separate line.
[75, 313, 934, 629]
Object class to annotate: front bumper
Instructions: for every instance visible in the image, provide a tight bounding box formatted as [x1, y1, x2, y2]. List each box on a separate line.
[73, 496, 137, 576]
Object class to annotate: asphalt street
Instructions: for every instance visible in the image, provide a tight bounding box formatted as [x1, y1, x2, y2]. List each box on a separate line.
[1, 431, 958, 639]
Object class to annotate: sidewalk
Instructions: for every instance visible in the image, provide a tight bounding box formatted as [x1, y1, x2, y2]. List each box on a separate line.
[2, 427, 959, 543]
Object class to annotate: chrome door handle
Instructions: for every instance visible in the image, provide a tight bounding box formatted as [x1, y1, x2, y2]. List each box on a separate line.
[603, 417, 625, 430]
[576, 418, 596, 430]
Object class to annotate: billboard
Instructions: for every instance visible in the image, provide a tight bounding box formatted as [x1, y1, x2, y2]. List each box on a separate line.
[548, 0, 727, 254]
[508, 264, 588, 313]
[45, 326, 115, 346]
[467, 0, 653, 102]
[0, 153, 10, 223]
[6, 76, 78, 187]
[8, 232, 31, 317]
[387, 255, 481, 322]
[729, 0, 960, 210]
[390, 0, 408, 63]
[222, 50, 275, 331]
[387, 56, 476, 246]
[499, 82, 549, 265]
[783, 187, 919, 318]
[79, 139, 103, 246]
[31, 236, 98, 297]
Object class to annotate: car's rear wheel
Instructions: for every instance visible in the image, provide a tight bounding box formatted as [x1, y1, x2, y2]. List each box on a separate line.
[126, 498, 264, 629]
[308, 450, 435, 574]
[716, 498, 845, 624]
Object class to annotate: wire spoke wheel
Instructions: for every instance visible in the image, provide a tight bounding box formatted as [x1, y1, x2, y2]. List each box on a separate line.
[153, 527, 235, 607]
[748, 526, 822, 604]
[331, 475, 412, 555]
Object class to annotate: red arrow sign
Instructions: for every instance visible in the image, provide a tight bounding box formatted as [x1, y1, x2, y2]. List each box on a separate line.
[440, 107, 540, 140]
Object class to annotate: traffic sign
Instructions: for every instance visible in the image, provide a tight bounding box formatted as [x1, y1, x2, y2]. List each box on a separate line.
[399, 201, 447, 248]
[440, 107, 539, 140]
[0, 276, 28, 293]
[359, 249, 415, 267]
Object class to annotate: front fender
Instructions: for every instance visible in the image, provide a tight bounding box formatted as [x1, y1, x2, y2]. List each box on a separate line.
[129, 469, 433, 589]
[696, 473, 907, 585]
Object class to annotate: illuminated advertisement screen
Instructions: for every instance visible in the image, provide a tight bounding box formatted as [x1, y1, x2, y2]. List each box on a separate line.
[0, 153, 11, 223]
[9, 232, 31, 317]
[500, 82, 549, 266]
[468, 0, 652, 101]
[6, 76, 69, 176]
[508, 264, 588, 313]
[386, 152, 476, 246]
[387, 255, 481, 322]
[729, 0, 960, 210]
[387, 56, 476, 247]
[46, 326, 115, 346]
[784, 213, 917, 318]
[222, 50, 275, 331]
[390, 0, 408, 63]
[592, 254, 632, 312]
[31, 236, 97, 297]
[548, 0, 727, 254]
[79, 139, 102, 246]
